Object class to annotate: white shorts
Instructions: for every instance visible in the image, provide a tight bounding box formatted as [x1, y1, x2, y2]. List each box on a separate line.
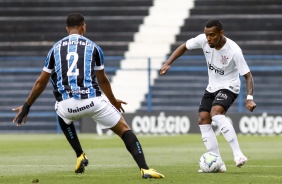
[55, 96, 121, 129]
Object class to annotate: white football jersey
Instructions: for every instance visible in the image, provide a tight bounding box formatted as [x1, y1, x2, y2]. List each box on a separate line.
[186, 34, 250, 94]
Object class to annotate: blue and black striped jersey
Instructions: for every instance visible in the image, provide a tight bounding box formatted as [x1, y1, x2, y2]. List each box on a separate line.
[43, 34, 104, 101]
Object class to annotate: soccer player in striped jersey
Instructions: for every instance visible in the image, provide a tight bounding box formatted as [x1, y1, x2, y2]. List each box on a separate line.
[12, 13, 164, 179]
[160, 19, 256, 172]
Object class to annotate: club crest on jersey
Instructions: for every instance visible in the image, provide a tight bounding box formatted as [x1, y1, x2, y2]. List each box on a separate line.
[220, 55, 229, 65]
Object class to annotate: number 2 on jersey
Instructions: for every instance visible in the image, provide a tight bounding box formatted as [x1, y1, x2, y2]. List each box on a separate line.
[66, 52, 79, 76]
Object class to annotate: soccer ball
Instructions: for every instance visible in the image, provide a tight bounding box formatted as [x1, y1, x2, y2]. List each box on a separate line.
[199, 152, 221, 173]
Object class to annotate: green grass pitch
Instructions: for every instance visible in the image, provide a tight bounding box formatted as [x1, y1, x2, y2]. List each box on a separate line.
[0, 134, 282, 184]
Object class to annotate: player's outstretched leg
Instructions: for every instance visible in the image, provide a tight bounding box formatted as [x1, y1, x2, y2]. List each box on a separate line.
[110, 117, 165, 179]
[121, 130, 165, 179]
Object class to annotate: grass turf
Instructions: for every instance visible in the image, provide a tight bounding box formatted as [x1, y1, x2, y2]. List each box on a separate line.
[0, 134, 281, 184]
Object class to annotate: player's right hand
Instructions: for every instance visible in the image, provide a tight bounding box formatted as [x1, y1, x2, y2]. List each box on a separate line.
[12, 103, 31, 126]
[160, 63, 170, 75]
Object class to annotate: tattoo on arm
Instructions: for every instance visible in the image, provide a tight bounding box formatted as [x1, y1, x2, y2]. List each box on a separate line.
[245, 72, 254, 95]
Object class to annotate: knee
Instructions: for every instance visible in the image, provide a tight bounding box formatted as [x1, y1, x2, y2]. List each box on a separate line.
[210, 106, 225, 117]
[111, 117, 131, 137]
[198, 113, 211, 125]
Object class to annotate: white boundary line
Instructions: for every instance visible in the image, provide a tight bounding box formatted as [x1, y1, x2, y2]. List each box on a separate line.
[0, 164, 282, 168]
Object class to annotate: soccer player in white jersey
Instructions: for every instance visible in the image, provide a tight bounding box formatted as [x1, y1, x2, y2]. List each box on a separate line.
[12, 13, 164, 179]
[160, 19, 256, 172]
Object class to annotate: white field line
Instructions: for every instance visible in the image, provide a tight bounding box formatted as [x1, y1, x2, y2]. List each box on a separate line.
[0, 164, 282, 168]
[0, 164, 133, 167]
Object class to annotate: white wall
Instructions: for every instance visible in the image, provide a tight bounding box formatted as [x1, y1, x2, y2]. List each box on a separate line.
[111, 0, 195, 112]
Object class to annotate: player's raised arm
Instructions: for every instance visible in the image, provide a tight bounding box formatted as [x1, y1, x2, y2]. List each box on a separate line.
[160, 43, 187, 75]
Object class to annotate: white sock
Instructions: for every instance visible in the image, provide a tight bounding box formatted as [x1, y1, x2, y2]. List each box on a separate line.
[199, 124, 221, 158]
[212, 115, 243, 157]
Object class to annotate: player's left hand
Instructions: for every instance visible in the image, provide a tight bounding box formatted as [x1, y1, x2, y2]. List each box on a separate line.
[114, 99, 127, 113]
[246, 100, 256, 112]
[12, 103, 31, 126]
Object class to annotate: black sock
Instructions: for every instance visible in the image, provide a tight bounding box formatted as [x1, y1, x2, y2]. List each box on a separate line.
[121, 130, 149, 170]
[58, 116, 83, 157]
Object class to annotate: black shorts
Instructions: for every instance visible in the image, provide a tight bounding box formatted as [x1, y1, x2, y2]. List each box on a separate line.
[198, 89, 238, 113]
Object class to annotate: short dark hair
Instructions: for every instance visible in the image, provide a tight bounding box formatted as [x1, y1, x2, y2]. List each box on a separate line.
[205, 19, 223, 31]
[66, 13, 85, 27]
